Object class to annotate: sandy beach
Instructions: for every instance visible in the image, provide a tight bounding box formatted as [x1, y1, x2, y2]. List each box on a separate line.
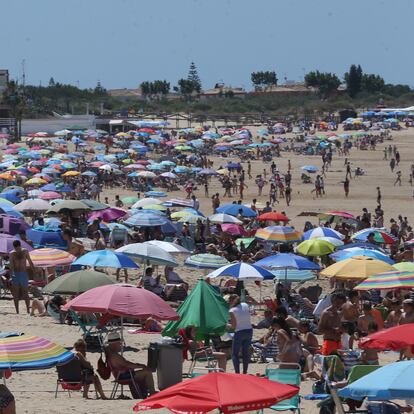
[0, 125, 411, 414]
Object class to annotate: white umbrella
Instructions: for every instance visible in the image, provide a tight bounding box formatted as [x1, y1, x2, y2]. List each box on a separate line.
[144, 240, 191, 256]
[99, 164, 114, 171]
[318, 236, 344, 247]
[116, 243, 178, 266]
[138, 171, 157, 178]
[14, 199, 50, 212]
[208, 213, 242, 224]
[27, 189, 44, 198]
[160, 172, 178, 179]
[132, 198, 163, 209]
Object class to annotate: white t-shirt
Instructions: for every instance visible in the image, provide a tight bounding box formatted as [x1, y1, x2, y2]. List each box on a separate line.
[341, 333, 351, 350]
[230, 303, 252, 331]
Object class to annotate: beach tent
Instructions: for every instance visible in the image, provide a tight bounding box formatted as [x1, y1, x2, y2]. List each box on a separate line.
[162, 279, 229, 341]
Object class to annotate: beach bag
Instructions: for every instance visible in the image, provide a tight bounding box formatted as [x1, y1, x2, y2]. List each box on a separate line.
[97, 354, 111, 380]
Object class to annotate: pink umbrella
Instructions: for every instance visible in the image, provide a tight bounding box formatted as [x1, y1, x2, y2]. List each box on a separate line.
[39, 191, 62, 200]
[89, 207, 127, 222]
[221, 224, 248, 236]
[63, 284, 179, 320]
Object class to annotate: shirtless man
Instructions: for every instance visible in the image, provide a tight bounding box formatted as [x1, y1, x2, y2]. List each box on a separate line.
[384, 298, 402, 328]
[318, 292, 346, 355]
[357, 302, 376, 336]
[9, 240, 35, 314]
[62, 229, 84, 258]
[399, 299, 414, 324]
[341, 290, 359, 335]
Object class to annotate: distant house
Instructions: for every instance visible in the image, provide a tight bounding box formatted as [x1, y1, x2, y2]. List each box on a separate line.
[200, 85, 247, 100]
[249, 83, 317, 97]
[107, 88, 144, 100]
[0, 70, 9, 95]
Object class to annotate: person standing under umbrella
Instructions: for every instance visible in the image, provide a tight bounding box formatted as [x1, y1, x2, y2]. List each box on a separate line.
[228, 294, 252, 374]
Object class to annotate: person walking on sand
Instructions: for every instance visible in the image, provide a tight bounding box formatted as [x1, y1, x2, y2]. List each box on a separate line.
[285, 185, 292, 206]
[346, 162, 352, 179]
[394, 171, 402, 186]
[247, 161, 252, 179]
[344, 177, 350, 198]
[390, 158, 396, 172]
[10, 240, 35, 314]
[376, 187, 381, 205]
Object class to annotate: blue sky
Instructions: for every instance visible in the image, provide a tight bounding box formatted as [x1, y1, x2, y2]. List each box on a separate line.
[2, 0, 413, 90]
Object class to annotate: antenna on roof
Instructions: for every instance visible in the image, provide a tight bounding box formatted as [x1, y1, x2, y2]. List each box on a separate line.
[21, 59, 26, 86]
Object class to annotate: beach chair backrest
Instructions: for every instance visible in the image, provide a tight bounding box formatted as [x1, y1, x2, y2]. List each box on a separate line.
[347, 365, 381, 384]
[266, 363, 301, 411]
[56, 357, 82, 383]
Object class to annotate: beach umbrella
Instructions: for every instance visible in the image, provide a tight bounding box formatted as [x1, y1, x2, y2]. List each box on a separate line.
[352, 228, 398, 244]
[0, 198, 15, 207]
[144, 191, 167, 198]
[124, 213, 168, 227]
[185, 254, 229, 269]
[320, 256, 394, 280]
[14, 199, 50, 212]
[171, 211, 196, 220]
[62, 170, 80, 177]
[29, 248, 76, 267]
[27, 189, 44, 198]
[131, 198, 163, 208]
[255, 226, 302, 243]
[318, 236, 344, 247]
[73, 250, 139, 269]
[74, 237, 96, 252]
[178, 214, 207, 224]
[302, 227, 344, 240]
[355, 271, 414, 291]
[220, 224, 248, 236]
[335, 242, 385, 252]
[0, 334, 74, 371]
[359, 323, 414, 351]
[166, 198, 193, 207]
[0, 234, 33, 254]
[338, 361, 414, 400]
[142, 204, 167, 211]
[330, 248, 394, 264]
[47, 200, 90, 213]
[116, 243, 178, 267]
[296, 239, 335, 256]
[208, 213, 242, 224]
[138, 171, 156, 178]
[42, 270, 115, 295]
[121, 196, 139, 206]
[63, 284, 178, 321]
[134, 372, 299, 414]
[144, 240, 191, 256]
[0, 215, 30, 235]
[255, 253, 321, 270]
[79, 199, 108, 211]
[270, 269, 316, 282]
[89, 207, 127, 222]
[216, 204, 257, 218]
[24, 177, 48, 185]
[39, 191, 62, 200]
[207, 262, 274, 280]
[0, 192, 21, 203]
[319, 211, 355, 221]
[26, 229, 66, 248]
[301, 165, 318, 173]
[163, 279, 229, 340]
[393, 262, 414, 272]
[257, 211, 289, 223]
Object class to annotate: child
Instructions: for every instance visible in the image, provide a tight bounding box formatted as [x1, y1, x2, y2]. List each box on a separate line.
[340, 322, 355, 350]
[361, 322, 379, 365]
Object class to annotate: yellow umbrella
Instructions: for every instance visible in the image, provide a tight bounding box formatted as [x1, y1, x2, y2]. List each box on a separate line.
[216, 169, 228, 175]
[320, 256, 394, 280]
[24, 177, 47, 185]
[62, 171, 81, 177]
[142, 204, 167, 211]
[171, 211, 196, 220]
[393, 262, 414, 272]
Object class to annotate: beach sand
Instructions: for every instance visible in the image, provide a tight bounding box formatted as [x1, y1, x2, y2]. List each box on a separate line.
[2, 126, 412, 413]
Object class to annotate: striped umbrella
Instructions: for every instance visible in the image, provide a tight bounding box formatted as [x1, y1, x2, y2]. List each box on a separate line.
[0, 334, 74, 371]
[124, 213, 168, 227]
[270, 269, 316, 282]
[355, 271, 414, 291]
[331, 248, 394, 265]
[255, 226, 302, 243]
[185, 254, 230, 269]
[302, 227, 344, 240]
[29, 248, 76, 267]
[207, 263, 274, 280]
[352, 228, 398, 244]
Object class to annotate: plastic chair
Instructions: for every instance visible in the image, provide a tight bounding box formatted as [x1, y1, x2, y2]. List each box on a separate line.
[266, 362, 301, 413]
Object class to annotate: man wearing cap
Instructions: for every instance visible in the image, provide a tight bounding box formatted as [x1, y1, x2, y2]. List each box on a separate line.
[106, 332, 156, 396]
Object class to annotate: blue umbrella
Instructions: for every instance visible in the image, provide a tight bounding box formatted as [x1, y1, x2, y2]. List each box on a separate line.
[161, 221, 177, 235]
[336, 242, 385, 252]
[301, 165, 318, 173]
[330, 248, 394, 264]
[144, 191, 167, 198]
[302, 227, 343, 241]
[338, 361, 414, 400]
[73, 250, 139, 269]
[124, 213, 168, 227]
[26, 229, 67, 248]
[207, 262, 275, 280]
[81, 171, 97, 177]
[0, 204, 23, 218]
[40, 183, 58, 191]
[216, 204, 257, 218]
[270, 269, 316, 282]
[225, 162, 241, 169]
[0, 192, 21, 203]
[255, 253, 321, 270]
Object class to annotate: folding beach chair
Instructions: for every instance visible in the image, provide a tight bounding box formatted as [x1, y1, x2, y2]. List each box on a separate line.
[186, 346, 219, 378]
[69, 310, 103, 350]
[266, 362, 301, 414]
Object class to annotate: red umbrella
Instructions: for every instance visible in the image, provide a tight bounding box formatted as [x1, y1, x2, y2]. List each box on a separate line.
[133, 372, 299, 414]
[257, 211, 289, 222]
[63, 284, 179, 321]
[359, 324, 414, 351]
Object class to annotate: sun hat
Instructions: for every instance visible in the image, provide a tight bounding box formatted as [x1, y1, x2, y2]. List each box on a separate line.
[106, 332, 121, 343]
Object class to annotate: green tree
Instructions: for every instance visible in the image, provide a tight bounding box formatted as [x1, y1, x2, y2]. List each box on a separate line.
[360, 74, 385, 93]
[48, 77, 55, 87]
[304, 70, 341, 96]
[344, 64, 363, 97]
[2, 81, 26, 140]
[94, 81, 106, 96]
[187, 62, 202, 92]
[251, 71, 278, 90]
[140, 81, 151, 96]
[177, 78, 199, 99]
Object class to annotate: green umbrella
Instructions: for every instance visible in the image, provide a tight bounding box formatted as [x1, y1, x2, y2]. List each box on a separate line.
[162, 279, 229, 341]
[80, 199, 109, 211]
[235, 237, 255, 251]
[121, 196, 139, 206]
[296, 239, 335, 256]
[43, 270, 115, 295]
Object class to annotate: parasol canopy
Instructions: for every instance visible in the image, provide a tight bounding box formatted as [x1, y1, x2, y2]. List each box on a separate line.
[29, 248, 76, 267]
[116, 243, 178, 266]
[255, 226, 301, 243]
[207, 262, 274, 280]
[73, 250, 139, 269]
[355, 271, 414, 290]
[296, 239, 335, 256]
[185, 254, 229, 269]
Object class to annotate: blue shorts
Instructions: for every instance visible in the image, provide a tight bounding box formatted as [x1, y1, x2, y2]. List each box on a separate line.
[11, 271, 29, 287]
